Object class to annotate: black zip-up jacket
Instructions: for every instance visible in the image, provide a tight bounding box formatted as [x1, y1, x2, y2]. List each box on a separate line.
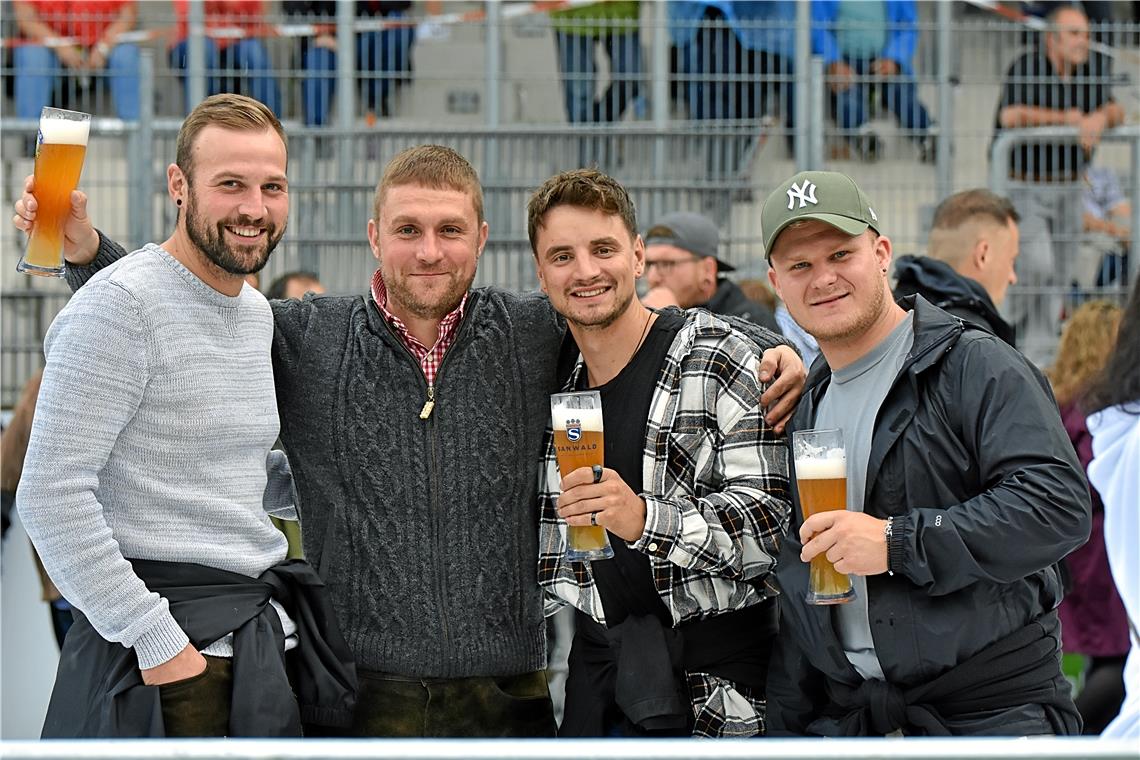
[768, 296, 1091, 736]
[892, 255, 1016, 347]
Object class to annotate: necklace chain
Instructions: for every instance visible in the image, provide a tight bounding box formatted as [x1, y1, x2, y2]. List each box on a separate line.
[627, 308, 653, 367]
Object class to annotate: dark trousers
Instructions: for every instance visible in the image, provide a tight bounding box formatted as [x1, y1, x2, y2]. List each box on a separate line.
[314, 669, 556, 737]
[158, 655, 233, 737]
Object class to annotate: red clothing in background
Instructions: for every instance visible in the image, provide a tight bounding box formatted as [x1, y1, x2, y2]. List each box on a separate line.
[173, 0, 269, 49]
[19, 0, 134, 46]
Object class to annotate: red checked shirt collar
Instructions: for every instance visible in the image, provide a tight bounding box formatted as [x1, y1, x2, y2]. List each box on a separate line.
[370, 269, 467, 386]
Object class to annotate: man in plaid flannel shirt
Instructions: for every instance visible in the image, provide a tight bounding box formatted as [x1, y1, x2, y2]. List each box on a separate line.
[527, 169, 791, 737]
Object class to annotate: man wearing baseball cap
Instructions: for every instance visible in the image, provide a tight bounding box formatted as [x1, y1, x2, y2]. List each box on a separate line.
[762, 170, 1089, 736]
[643, 211, 780, 333]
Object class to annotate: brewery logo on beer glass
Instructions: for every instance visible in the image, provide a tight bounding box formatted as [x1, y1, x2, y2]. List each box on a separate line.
[17, 107, 91, 277]
[550, 390, 613, 562]
[792, 428, 856, 605]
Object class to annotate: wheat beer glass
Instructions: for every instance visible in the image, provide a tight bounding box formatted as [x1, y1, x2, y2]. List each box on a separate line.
[17, 107, 91, 277]
[550, 391, 613, 562]
[793, 428, 855, 605]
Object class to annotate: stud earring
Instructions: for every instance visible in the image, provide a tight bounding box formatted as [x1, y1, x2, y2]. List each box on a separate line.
[176, 198, 182, 206]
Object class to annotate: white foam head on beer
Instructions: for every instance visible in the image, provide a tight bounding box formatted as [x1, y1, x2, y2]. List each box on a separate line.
[551, 406, 603, 431]
[39, 116, 90, 146]
[795, 450, 846, 480]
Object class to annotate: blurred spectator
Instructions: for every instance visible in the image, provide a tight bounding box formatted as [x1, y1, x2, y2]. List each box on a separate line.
[643, 210, 780, 332]
[0, 369, 74, 649]
[893, 189, 1020, 346]
[12, 0, 141, 121]
[1083, 166, 1131, 288]
[669, 1, 798, 172]
[1084, 279, 1140, 739]
[171, 0, 282, 116]
[812, 0, 934, 163]
[550, 1, 643, 125]
[994, 4, 1123, 365]
[773, 298, 819, 369]
[1047, 299, 1127, 735]
[283, 1, 417, 127]
[266, 270, 326, 300]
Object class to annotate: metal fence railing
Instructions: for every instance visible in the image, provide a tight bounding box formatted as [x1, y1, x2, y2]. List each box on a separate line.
[1, 737, 1138, 760]
[1, 3, 1137, 401]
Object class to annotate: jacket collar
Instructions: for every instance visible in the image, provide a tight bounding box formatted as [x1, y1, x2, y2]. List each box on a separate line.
[800, 295, 964, 411]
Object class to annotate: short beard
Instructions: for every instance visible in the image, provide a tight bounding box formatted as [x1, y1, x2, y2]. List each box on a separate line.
[564, 285, 634, 332]
[812, 278, 888, 344]
[184, 191, 284, 276]
[387, 273, 468, 321]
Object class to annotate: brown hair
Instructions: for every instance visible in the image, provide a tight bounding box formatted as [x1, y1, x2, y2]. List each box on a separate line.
[175, 94, 287, 182]
[373, 145, 484, 224]
[931, 189, 1019, 232]
[1047, 299, 1122, 408]
[527, 169, 638, 254]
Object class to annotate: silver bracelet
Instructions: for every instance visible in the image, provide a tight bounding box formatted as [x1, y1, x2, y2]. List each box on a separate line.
[884, 516, 894, 577]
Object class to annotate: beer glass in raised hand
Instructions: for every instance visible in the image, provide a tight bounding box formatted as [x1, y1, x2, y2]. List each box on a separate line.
[17, 107, 91, 277]
[793, 428, 855, 605]
[550, 391, 613, 562]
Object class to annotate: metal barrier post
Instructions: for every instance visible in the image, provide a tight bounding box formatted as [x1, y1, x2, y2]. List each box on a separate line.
[650, 0, 668, 180]
[187, 0, 206, 111]
[336, 0, 355, 239]
[794, 0, 811, 171]
[1132, 129, 1140, 263]
[335, 0, 355, 135]
[935, 0, 954, 200]
[809, 56, 825, 170]
[129, 50, 156, 248]
[485, 0, 503, 182]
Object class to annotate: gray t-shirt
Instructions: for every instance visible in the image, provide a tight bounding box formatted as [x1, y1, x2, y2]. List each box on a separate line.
[815, 312, 915, 681]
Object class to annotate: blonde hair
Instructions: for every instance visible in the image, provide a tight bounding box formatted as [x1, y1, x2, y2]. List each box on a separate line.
[1047, 299, 1122, 408]
[175, 94, 286, 181]
[373, 145, 484, 224]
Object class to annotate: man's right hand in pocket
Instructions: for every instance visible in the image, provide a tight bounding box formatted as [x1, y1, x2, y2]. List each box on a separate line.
[141, 643, 208, 687]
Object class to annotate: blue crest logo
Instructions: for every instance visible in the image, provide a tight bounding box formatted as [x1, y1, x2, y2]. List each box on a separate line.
[567, 418, 582, 442]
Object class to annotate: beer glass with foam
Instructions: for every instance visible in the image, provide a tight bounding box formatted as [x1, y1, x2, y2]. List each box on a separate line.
[17, 108, 91, 277]
[550, 391, 613, 562]
[792, 428, 855, 605]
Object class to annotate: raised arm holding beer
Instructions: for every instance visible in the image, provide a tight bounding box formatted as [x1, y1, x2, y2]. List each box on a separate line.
[14, 94, 354, 738]
[761, 170, 1091, 737]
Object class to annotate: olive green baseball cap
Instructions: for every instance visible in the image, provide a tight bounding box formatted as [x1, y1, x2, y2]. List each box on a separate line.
[761, 171, 880, 259]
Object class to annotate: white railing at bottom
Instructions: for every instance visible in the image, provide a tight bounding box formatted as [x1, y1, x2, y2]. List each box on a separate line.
[1, 737, 1137, 760]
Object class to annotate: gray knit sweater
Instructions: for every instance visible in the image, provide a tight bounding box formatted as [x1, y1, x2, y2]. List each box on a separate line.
[19, 245, 289, 669]
[271, 289, 565, 677]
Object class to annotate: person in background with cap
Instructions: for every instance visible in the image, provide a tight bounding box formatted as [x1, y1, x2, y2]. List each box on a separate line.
[761, 170, 1090, 736]
[643, 211, 781, 334]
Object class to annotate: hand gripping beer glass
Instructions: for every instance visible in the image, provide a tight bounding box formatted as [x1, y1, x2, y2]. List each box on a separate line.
[793, 428, 855, 605]
[17, 107, 91, 277]
[550, 391, 613, 562]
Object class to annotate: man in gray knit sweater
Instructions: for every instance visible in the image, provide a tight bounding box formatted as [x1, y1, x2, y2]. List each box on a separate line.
[15, 145, 804, 736]
[14, 95, 354, 737]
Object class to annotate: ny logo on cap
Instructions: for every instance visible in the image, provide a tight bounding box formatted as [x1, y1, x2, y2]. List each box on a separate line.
[787, 180, 818, 210]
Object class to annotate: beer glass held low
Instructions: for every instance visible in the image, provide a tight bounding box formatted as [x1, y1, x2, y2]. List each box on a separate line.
[550, 391, 613, 562]
[17, 107, 91, 277]
[793, 428, 855, 605]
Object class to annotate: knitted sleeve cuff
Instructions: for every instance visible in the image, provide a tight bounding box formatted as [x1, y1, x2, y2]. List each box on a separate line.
[132, 614, 191, 671]
[64, 229, 126, 291]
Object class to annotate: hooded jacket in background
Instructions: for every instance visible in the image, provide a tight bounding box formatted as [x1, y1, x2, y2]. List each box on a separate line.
[892, 255, 1015, 347]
